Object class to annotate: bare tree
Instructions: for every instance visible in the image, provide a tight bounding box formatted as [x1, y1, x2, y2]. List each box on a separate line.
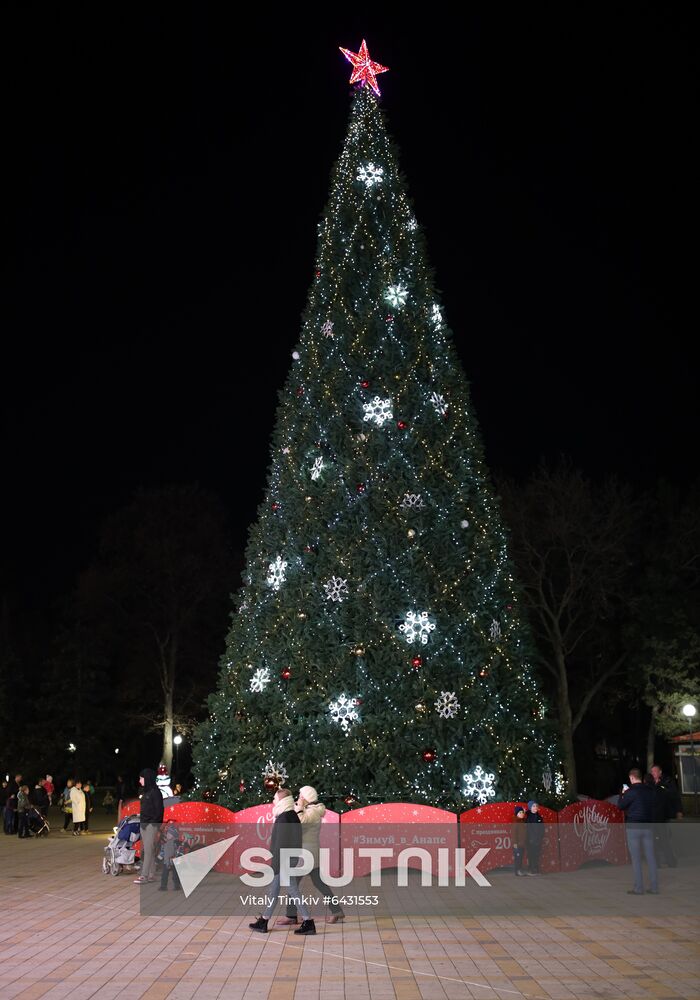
[500, 461, 637, 796]
[89, 485, 233, 770]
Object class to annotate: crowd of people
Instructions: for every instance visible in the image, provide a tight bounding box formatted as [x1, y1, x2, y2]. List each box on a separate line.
[0, 773, 136, 837]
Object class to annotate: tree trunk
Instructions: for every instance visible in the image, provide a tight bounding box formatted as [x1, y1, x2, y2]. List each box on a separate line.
[162, 686, 174, 772]
[556, 651, 578, 796]
[646, 702, 658, 772]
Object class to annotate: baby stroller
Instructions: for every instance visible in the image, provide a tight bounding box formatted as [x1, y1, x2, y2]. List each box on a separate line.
[103, 814, 141, 876]
[27, 806, 50, 837]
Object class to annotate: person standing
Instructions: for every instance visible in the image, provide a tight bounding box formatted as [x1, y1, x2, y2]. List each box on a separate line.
[618, 768, 658, 895]
[249, 787, 316, 935]
[42, 775, 55, 805]
[32, 782, 50, 816]
[115, 775, 127, 817]
[62, 780, 74, 831]
[83, 781, 93, 831]
[525, 800, 545, 875]
[70, 780, 87, 835]
[17, 785, 32, 838]
[650, 764, 681, 867]
[277, 785, 344, 925]
[133, 768, 164, 885]
[513, 806, 528, 875]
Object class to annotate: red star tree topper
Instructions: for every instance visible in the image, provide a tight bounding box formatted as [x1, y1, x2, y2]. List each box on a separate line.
[339, 39, 389, 97]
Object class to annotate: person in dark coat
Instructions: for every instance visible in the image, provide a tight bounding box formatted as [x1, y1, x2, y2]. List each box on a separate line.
[133, 767, 164, 885]
[249, 788, 316, 936]
[115, 775, 128, 816]
[525, 800, 545, 874]
[513, 806, 528, 875]
[32, 782, 50, 815]
[650, 764, 681, 867]
[618, 768, 658, 895]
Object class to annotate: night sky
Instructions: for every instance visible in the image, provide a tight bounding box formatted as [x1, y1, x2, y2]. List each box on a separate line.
[4, 8, 695, 611]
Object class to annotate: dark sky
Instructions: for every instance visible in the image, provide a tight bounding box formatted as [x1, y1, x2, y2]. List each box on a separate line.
[3, 8, 696, 607]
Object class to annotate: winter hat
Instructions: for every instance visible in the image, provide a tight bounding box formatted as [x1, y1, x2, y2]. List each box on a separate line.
[299, 785, 318, 803]
[527, 800, 537, 810]
[514, 805, 525, 816]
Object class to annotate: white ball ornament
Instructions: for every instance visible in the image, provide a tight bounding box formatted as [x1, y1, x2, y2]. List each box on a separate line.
[292, 351, 300, 360]
[460, 519, 469, 528]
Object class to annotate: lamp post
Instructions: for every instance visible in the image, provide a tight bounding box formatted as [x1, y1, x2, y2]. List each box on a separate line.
[173, 734, 183, 774]
[682, 704, 697, 816]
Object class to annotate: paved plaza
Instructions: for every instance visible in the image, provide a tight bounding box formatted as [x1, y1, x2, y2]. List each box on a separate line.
[1, 812, 698, 1000]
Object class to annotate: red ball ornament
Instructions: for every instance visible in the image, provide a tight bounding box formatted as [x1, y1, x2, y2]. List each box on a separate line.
[386, 314, 394, 322]
[264, 777, 277, 790]
[344, 795, 357, 806]
[355, 697, 363, 706]
[412, 655, 422, 669]
[271, 502, 280, 512]
[422, 749, 436, 763]
[356, 482, 366, 493]
[397, 420, 407, 430]
[315, 269, 321, 278]
[360, 379, 370, 389]
[281, 667, 291, 681]
[296, 386, 304, 397]
[239, 780, 246, 793]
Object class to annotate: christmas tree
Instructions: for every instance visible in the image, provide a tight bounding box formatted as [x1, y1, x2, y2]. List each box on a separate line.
[193, 42, 558, 810]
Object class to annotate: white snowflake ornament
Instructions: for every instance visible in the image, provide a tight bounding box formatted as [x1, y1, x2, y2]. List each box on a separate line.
[463, 765, 496, 804]
[266, 556, 287, 591]
[323, 576, 349, 603]
[357, 162, 384, 187]
[385, 284, 408, 308]
[363, 396, 393, 427]
[310, 457, 324, 481]
[399, 610, 436, 645]
[429, 392, 448, 417]
[322, 319, 334, 338]
[431, 304, 443, 327]
[435, 691, 460, 719]
[329, 693, 360, 734]
[263, 760, 288, 786]
[399, 493, 425, 510]
[250, 668, 271, 693]
[489, 619, 502, 640]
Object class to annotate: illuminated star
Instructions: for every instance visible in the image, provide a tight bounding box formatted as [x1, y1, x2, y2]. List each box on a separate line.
[339, 40, 389, 97]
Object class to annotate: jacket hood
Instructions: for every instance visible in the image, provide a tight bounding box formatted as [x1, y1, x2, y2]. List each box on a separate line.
[140, 768, 157, 790]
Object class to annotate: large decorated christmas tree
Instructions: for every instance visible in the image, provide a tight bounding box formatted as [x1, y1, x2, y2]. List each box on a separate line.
[193, 43, 558, 810]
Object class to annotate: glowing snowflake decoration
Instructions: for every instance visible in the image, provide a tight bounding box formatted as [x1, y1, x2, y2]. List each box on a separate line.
[249, 667, 271, 693]
[542, 765, 553, 792]
[363, 396, 393, 427]
[266, 556, 287, 591]
[555, 771, 565, 796]
[407, 217, 418, 232]
[400, 493, 425, 510]
[357, 162, 384, 187]
[431, 304, 443, 327]
[489, 619, 502, 640]
[263, 760, 288, 785]
[324, 576, 349, 603]
[385, 284, 408, 308]
[429, 391, 448, 417]
[329, 693, 360, 734]
[322, 319, 334, 338]
[399, 610, 436, 645]
[310, 457, 324, 481]
[463, 765, 497, 804]
[435, 691, 460, 719]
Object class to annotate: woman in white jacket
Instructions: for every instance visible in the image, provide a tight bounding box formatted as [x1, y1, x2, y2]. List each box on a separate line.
[70, 780, 87, 835]
[276, 785, 345, 926]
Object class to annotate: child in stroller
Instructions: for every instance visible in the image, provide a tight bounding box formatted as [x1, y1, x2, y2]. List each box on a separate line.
[103, 814, 141, 876]
[27, 806, 50, 837]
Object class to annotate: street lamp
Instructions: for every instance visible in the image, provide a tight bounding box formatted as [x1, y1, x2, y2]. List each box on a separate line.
[682, 704, 697, 815]
[68, 743, 77, 753]
[114, 748, 119, 755]
[173, 734, 183, 773]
